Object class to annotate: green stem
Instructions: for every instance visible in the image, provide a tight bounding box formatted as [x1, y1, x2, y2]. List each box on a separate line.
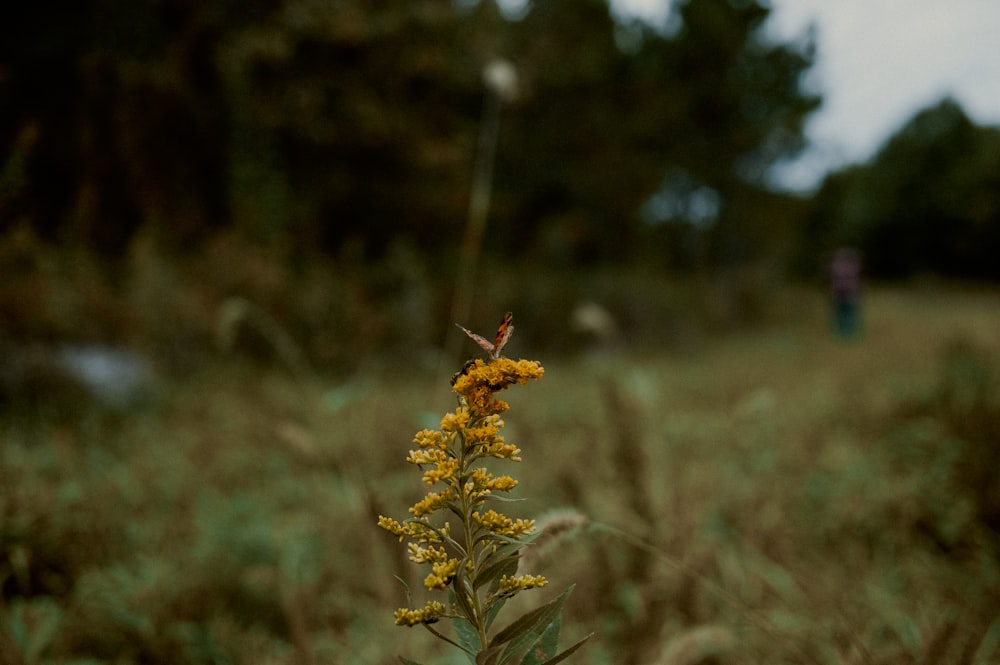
[457, 429, 489, 650]
[424, 624, 476, 657]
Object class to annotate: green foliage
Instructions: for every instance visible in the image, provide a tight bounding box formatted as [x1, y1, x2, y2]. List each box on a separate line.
[487, 588, 591, 665]
[3, 287, 1000, 663]
[1, 0, 818, 267]
[6, 596, 63, 665]
[894, 339, 1000, 537]
[498, 0, 819, 264]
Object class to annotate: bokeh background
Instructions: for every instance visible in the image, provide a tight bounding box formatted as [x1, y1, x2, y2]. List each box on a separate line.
[2, 1, 999, 664]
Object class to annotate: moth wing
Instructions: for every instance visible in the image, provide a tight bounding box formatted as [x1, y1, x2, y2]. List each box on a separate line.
[493, 313, 514, 358]
[456, 324, 496, 355]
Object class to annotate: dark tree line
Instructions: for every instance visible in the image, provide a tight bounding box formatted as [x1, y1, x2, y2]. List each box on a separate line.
[1, 0, 821, 267]
[801, 98, 1000, 281]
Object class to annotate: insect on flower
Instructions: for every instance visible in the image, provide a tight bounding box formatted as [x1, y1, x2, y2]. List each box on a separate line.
[450, 358, 479, 386]
[378, 318, 588, 664]
[456, 311, 514, 360]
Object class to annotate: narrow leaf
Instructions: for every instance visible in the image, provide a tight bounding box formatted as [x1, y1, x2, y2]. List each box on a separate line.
[476, 541, 522, 573]
[474, 532, 529, 548]
[475, 644, 505, 665]
[476, 529, 541, 568]
[484, 596, 508, 631]
[518, 615, 561, 665]
[452, 562, 477, 623]
[426, 623, 477, 657]
[534, 633, 593, 665]
[482, 494, 527, 503]
[452, 610, 482, 657]
[451, 608, 481, 657]
[491, 586, 574, 648]
[474, 553, 520, 591]
[493, 587, 576, 665]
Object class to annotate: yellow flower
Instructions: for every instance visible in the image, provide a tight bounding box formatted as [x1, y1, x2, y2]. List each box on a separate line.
[465, 424, 501, 447]
[440, 407, 471, 432]
[487, 474, 518, 492]
[412, 520, 448, 543]
[410, 488, 456, 517]
[473, 509, 536, 538]
[413, 428, 446, 449]
[406, 447, 447, 466]
[421, 456, 460, 486]
[394, 600, 447, 626]
[452, 358, 544, 413]
[378, 516, 448, 543]
[497, 574, 549, 598]
[466, 469, 519, 502]
[378, 353, 553, 643]
[483, 441, 521, 461]
[377, 515, 408, 542]
[407, 542, 449, 564]
[424, 558, 460, 590]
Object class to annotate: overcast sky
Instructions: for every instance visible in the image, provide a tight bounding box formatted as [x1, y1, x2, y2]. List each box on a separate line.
[610, 0, 1000, 190]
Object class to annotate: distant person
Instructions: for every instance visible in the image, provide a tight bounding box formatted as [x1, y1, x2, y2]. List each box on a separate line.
[828, 248, 862, 338]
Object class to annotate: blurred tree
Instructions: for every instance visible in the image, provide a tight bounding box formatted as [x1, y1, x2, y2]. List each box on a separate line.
[495, 0, 819, 266]
[1, 0, 239, 252]
[494, 0, 651, 262]
[0, 0, 488, 256]
[220, 0, 496, 256]
[801, 98, 1000, 280]
[2, 0, 819, 271]
[647, 0, 819, 269]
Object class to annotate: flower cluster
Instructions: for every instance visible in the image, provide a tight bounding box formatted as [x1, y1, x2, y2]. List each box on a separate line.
[393, 600, 447, 627]
[378, 356, 545, 635]
[497, 574, 549, 598]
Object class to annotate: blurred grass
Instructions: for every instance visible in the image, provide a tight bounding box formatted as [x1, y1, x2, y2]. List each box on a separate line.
[2, 285, 1000, 664]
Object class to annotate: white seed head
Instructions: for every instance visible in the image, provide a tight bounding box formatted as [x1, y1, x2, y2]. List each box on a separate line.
[483, 59, 519, 102]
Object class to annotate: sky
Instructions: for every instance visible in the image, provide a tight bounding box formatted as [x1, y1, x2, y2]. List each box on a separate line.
[611, 0, 1000, 190]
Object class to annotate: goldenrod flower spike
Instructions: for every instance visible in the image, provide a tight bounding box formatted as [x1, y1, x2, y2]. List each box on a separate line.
[377, 322, 590, 663]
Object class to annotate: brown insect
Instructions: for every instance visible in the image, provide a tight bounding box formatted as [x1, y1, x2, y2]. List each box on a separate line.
[456, 311, 514, 360]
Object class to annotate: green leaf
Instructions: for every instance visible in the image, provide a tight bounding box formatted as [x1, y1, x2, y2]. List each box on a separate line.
[451, 596, 482, 660]
[452, 562, 477, 623]
[481, 527, 544, 551]
[484, 596, 508, 632]
[532, 632, 593, 665]
[476, 540, 521, 573]
[426, 623, 478, 657]
[477, 529, 541, 569]
[473, 552, 520, 591]
[491, 586, 573, 647]
[475, 644, 505, 665]
[474, 532, 528, 548]
[491, 586, 576, 665]
[518, 615, 561, 665]
[482, 494, 526, 503]
[399, 656, 425, 665]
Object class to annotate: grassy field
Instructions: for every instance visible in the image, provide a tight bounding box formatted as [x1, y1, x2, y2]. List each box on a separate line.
[2, 286, 999, 665]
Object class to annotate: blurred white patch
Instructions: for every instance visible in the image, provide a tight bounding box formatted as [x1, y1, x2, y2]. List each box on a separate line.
[570, 301, 619, 343]
[483, 59, 519, 102]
